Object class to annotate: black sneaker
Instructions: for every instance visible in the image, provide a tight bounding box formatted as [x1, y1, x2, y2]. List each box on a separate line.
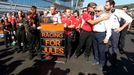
[22, 47, 27, 53]
[5, 45, 9, 48]
[17, 49, 21, 53]
[119, 49, 125, 54]
[102, 65, 108, 73]
[111, 53, 117, 66]
[29, 54, 34, 60]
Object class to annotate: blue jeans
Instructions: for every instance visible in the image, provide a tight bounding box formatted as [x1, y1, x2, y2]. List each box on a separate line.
[93, 32, 108, 66]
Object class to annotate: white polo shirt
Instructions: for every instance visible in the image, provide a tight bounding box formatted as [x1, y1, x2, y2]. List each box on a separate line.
[93, 14, 112, 40]
[110, 9, 132, 29]
[47, 12, 62, 24]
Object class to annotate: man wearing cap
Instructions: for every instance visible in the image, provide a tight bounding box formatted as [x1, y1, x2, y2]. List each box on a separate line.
[74, 2, 110, 62]
[93, 5, 112, 70]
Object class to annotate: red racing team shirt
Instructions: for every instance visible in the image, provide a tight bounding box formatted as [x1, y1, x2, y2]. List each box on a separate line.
[10, 16, 16, 25]
[61, 15, 74, 36]
[81, 12, 94, 32]
[71, 16, 82, 30]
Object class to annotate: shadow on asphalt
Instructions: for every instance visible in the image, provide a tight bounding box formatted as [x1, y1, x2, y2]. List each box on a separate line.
[103, 52, 134, 75]
[17, 60, 70, 75]
[7, 60, 24, 74]
[0, 57, 24, 75]
[131, 39, 134, 43]
[0, 46, 24, 75]
[78, 72, 97, 75]
[0, 48, 12, 53]
[0, 57, 13, 75]
[0, 41, 134, 75]
[0, 48, 15, 59]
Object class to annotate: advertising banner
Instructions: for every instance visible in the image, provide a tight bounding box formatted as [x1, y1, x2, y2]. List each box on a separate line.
[40, 23, 65, 56]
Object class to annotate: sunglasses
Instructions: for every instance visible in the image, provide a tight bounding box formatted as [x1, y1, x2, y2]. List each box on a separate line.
[95, 10, 102, 12]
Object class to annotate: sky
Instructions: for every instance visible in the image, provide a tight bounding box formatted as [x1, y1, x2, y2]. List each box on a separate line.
[83, 0, 134, 7]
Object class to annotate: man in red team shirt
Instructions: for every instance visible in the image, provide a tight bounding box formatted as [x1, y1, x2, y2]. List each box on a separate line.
[11, 12, 17, 42]
[61, 9, 75, 60]
[74, 2, 110, 62]
[72, 10, 82, 32]
[71, 10, 82, 52]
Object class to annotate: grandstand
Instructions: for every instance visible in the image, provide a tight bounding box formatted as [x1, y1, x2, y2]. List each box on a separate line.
[0, 1, 45, 12]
